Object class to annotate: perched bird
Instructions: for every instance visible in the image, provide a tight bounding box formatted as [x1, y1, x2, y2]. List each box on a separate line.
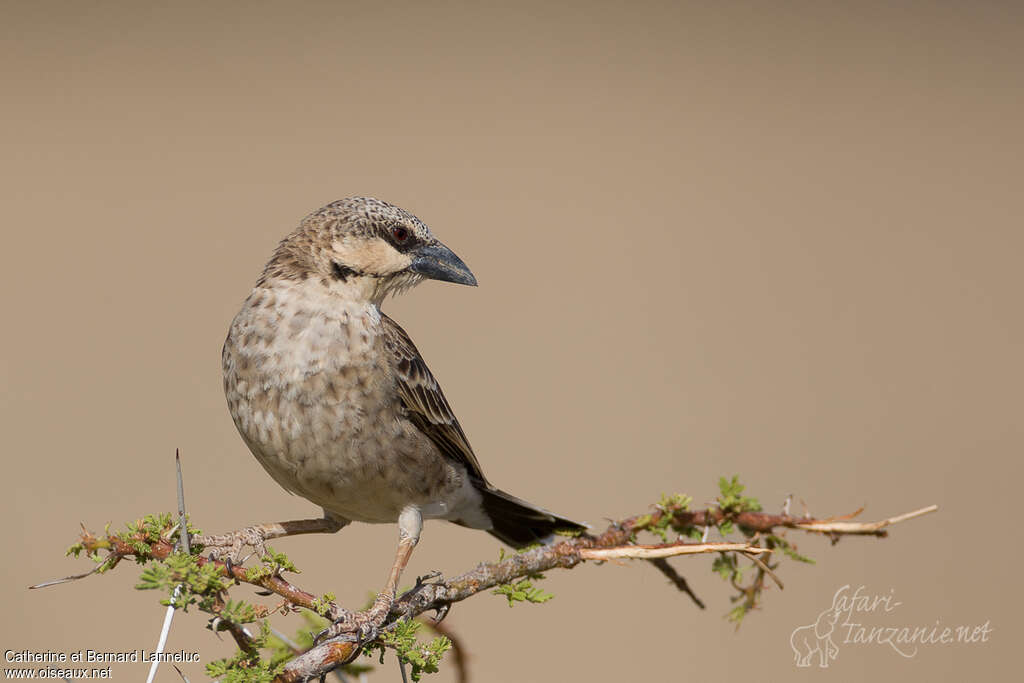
[199, 197, 584, 637]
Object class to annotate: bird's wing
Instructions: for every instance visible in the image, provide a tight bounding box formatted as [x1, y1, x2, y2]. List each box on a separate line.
[380, 313, 487, 483]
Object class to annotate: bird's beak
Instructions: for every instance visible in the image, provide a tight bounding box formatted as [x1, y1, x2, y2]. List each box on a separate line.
[410, 242, 478, 286]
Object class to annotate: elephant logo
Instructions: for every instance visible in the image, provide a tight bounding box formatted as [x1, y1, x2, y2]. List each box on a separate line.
[790, 605, 842, 667]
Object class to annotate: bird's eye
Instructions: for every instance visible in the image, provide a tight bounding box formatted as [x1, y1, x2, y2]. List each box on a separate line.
[391, 226, 410, 244]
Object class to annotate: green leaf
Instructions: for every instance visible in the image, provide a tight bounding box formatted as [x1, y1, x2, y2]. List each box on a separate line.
[378, 620, 451, 681]
[767, 534, 815, 564]
[717, 475, 763, 514]
[492, 577, 554, 607]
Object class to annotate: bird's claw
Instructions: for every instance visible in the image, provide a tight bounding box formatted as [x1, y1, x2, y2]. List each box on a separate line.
[311, 606, 355, 645]
[312, 625, 334, 646]
[395, 571, 448, 619]
[414, 570, 443, 586]
[313, 615, 379, 647]
[431, 603, 451, 624]
[312, 594, 392, 646]
[194, 526, 270, 564]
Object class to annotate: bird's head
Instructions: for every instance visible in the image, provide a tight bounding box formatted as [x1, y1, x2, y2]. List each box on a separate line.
[261, 197, 477, 304]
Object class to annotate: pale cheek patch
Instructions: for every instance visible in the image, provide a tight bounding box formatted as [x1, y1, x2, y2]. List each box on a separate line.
[332, 238, 412, 276]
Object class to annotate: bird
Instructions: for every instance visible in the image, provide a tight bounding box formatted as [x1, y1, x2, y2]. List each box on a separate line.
[197, 196, 585, 638]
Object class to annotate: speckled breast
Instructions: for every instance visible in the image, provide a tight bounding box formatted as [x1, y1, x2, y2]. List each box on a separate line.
[221, 284, 455, 523]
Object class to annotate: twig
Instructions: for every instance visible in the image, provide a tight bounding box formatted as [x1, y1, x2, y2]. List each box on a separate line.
[647, 558, 705, 609]
[28, 560, 115, 589]
[746, 552, 783, 590]
[793, 505, 938, 534]
[579, 541, 770, 561]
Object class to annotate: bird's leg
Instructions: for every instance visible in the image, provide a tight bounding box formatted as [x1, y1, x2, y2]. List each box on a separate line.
[195, 516, 347, 563]
[319, 507, 422, 643]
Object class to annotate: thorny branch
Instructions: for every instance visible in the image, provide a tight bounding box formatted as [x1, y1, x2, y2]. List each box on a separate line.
[37, 496, 937, 682]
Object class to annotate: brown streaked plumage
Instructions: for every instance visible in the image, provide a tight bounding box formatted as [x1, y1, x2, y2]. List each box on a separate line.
[199, 197, 585, 639]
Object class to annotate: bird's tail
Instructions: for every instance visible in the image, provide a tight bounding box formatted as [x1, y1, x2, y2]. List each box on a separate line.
[479, 486, 587, 549]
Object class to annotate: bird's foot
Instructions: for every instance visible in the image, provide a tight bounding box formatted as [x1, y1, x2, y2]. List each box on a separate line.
[194, 526, 271, 564]
[397, 570, 443, 603]
[394, 571, 447, 617]
[314, 592, 394, 645]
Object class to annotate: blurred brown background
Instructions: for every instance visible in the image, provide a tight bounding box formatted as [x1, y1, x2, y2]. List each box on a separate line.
[2, 1, 1020, 680]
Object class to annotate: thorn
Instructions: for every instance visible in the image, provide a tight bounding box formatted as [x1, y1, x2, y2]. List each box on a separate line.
[746, 552, 784, 590]
[147, 585, 182, 683]
[175, 449, 191, 555]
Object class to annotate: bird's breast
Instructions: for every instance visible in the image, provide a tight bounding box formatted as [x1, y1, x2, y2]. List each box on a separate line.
[221, 284, 455, 522]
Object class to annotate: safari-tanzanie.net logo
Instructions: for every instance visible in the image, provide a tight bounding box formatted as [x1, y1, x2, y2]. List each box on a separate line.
[789, 584, 992, 668]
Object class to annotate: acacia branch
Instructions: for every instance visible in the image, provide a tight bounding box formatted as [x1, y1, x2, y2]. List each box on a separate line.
[37, 498, 937, 683]
[46, 527, 324, 611]
[276, 501, 936, 681]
